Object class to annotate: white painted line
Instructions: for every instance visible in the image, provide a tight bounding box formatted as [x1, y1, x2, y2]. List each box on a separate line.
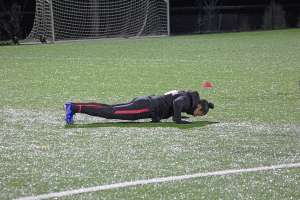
[15, 162, 300, 200]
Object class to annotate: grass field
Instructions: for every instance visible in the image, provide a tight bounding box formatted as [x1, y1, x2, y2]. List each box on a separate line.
[1, 29, 300, 199]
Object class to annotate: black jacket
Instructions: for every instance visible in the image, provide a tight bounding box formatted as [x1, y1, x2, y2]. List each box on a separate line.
[149, 90, 200, 122]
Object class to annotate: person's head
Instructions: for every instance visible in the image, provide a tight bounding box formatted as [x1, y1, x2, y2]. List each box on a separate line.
[193, 99, 214, 117]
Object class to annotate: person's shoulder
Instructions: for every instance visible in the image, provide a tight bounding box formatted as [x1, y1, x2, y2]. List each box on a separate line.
[186, 91, 200, 104]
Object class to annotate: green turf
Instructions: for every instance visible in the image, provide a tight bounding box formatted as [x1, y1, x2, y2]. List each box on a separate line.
[1, 29, 300, 199]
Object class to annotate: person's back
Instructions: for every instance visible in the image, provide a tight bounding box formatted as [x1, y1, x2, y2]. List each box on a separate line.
[149, 90, 200, 121]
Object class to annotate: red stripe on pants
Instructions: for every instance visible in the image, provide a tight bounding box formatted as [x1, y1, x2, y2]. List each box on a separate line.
[114, 108, 150, 114]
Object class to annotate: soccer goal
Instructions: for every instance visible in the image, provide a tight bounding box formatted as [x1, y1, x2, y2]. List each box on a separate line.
[27, 0, 170, 43]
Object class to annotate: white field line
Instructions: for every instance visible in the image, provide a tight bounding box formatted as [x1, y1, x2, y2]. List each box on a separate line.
[15, 162, 300, 200]
[1, 55, 202, 63]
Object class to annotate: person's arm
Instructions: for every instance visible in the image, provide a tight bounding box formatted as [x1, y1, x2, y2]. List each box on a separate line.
[172, 96, 191, 124]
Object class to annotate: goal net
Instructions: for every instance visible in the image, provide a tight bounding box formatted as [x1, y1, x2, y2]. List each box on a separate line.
[27, 0, 169, 43]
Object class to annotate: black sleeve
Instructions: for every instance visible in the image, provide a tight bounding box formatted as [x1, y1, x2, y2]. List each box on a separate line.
[172, 95, 190, 123]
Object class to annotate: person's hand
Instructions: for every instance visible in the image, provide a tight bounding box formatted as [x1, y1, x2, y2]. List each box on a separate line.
[175, 120, 192, 124]
[181, 116, 190, 119]
[150, 120, 160, 123]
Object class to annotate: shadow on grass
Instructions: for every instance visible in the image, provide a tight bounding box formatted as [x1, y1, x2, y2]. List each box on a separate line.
[65, 121, 219, 130]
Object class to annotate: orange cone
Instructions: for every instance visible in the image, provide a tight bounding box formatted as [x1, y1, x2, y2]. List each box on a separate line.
[203, 82, 212, 87]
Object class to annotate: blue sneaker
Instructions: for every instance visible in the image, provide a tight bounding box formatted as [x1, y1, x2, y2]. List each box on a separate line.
[64, 102, 74, 125]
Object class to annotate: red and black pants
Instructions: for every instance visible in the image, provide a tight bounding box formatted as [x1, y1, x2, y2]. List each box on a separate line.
[72, 96, 152, 120]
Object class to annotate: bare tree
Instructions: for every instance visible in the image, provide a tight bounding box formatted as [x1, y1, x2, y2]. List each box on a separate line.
[263, 0, 286, 30]
[195, 0, 204, 33]
[0, 0, 27, 40]
[196, 0, 222, 32]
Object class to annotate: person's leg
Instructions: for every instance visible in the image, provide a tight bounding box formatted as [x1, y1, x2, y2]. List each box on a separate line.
[72, 102, 103, 113]
[72, 96, 151, 120]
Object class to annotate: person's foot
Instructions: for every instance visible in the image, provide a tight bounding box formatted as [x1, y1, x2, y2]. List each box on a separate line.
[64, 102, 74, 125]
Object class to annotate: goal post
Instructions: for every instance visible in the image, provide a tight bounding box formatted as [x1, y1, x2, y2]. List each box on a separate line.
[27, 0, 170, 43]
[49, 0, 55, 43]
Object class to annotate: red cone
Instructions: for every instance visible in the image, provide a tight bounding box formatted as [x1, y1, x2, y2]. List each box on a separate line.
[203, 82, 212, 87]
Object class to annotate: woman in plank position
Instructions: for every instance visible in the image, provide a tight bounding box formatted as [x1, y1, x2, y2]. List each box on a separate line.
[64, 90, 214, 125]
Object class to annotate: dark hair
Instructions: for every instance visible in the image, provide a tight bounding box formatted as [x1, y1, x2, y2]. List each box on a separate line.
[199, 99, 214, 115]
